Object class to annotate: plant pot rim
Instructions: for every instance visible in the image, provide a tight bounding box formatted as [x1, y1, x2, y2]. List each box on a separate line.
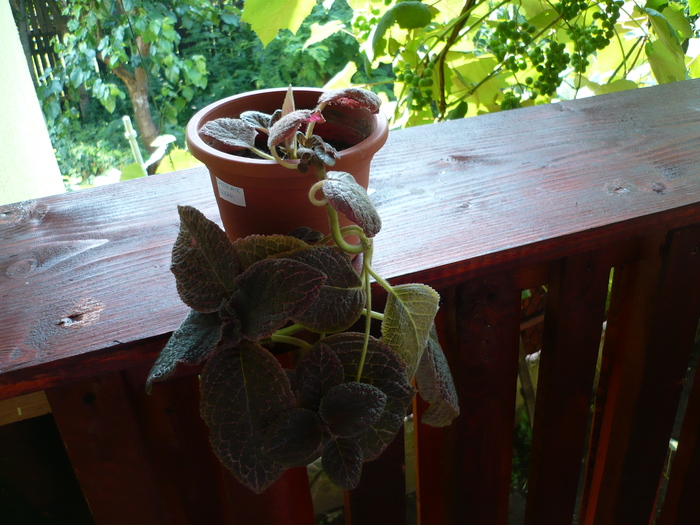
[186, 87, 389, 176]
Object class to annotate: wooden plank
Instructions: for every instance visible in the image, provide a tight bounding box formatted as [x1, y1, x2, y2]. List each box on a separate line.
[0, 390, 51, 426]
[121, 366, 237, 524]
[524, 252, 610, 525]
[221, 466, 316, 525]
[414, 277, 521, 525]
[4, 82, 700, 400]
[580, 225, 700, 524]
[656, 348, 700, 525]
[345, 424, 406, 525]
[46, 372, 170, 524]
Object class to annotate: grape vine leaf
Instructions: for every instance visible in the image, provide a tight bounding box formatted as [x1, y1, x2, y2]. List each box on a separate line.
[319, 382, 387, 437]
[381, 284, 440, 379]
[322, 171, 382, 238]
[231, 257, 326, 340]
[241, 0, 317, 47]
[286, 246, 365, 332]
[200, 341, 296, 494]
[372, 2, 433, 58]
[322, 437, 364, 490]
[262, 408, 323, 467]
[171, 205, 240, 313]
[146, 309, 221, 393]
[415, 325, 460, 427]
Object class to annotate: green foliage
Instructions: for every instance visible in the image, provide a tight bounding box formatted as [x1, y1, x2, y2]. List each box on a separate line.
[243, 0, 700, 127]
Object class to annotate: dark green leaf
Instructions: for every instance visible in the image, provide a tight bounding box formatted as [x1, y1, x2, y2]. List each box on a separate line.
[146, 310, 221, 393]
[415, 325, 460, 427]
[382, 284, 440, 379]
[320, 333, 414, 460]
[233, 235, 309, 270]
[294, 342, 345, 411]
[287, 246, 365, 332]
[171, 206, 240, 313]
[232, 258, 326, 340]
[262, 408, 323, 467]
[322, 172, 381, 238]
[320, 383, 387, 437]
[322, 437, 363, 490]
[200, 341, 295, 494]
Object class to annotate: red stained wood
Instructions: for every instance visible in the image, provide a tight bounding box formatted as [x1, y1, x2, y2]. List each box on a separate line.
[656, 356, 700, 525]
[3, 82, 700, 399]
[46, 372, 171, 524]
[415, 277, 521, 525]
[580, 225, 700, 524]
[524, 252, 611, 524]
[221, 466, 316, 525]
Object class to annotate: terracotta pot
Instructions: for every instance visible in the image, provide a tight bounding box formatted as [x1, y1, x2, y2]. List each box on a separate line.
[186, 88, 389, 241]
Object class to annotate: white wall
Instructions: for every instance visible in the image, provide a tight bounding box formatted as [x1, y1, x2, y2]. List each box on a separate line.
[0, 0, 65, 206]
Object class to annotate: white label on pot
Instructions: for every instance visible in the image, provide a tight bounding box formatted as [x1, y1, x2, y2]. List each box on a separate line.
[217, 178, 246, 207]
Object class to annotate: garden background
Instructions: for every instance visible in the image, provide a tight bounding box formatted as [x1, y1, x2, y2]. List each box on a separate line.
[10, 0, 700, 189]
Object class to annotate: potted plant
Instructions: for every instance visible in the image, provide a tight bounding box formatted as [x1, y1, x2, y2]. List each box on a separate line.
[147, 87, 459, 494]
[185, 86, 389, 241]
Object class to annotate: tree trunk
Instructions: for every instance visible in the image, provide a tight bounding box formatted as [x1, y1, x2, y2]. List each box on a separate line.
[109, 38, 161, 174]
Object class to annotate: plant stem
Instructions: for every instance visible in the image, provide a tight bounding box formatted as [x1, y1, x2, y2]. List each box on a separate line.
[355, 243, 374, 382]
[327, 207, 366, 254]
[270, 334, 313, 350]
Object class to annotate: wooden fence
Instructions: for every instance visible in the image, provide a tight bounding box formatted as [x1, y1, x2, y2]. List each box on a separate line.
[1, 79, 700, 524]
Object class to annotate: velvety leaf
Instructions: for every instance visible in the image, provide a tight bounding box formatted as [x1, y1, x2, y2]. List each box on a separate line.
[381, 284, 440, 379]
[199, 341, 295, 494]
[317, 87, 381, 114]
[171, 206, 240, 313]
[146, 310, 221, 393]
[287, 246, 365, 332]
[262, 408, 323, 467]
[239, 110, 272, 130]
[320, 382, 387, 437]
[415, 325, 460, 427]
[322, 437, 364, 490]
[231, 257, 326, 340]
[268, 110, 324, 150]
[287, 227, 324, 244]
[199, 118, 257, 150]
[322, 172, 381, 238]
[294, 342, 345, 411]
[321, 333, 415, 459]
[233, 234, 309, 270]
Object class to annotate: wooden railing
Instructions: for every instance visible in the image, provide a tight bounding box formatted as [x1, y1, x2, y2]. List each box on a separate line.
[2, 79, 700, 524]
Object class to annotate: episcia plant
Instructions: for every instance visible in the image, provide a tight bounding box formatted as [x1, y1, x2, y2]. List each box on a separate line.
[146, 87, 459, 494]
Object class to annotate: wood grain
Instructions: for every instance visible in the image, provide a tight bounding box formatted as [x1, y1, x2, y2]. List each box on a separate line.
[3, 81, 700, 399]
[415, 277, 521, 525]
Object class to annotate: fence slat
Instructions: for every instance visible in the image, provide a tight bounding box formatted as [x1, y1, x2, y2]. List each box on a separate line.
[345, 424, 406, 525]
[580, 225, 700, 524]
[524, 252, 610, 524]
[415, 277, 521, 525]
[656, 352, 700, 525]
[46, 372, 172, 524]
